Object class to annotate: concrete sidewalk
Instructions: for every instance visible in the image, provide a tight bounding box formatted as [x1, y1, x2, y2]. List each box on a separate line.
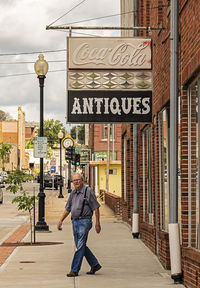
[0, 191, 184, 288]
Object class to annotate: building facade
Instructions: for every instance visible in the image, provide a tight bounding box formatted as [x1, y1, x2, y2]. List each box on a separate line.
[120, 1, 200, 287]
[0, 107, 27, 171]
[89, 124, 122, 196]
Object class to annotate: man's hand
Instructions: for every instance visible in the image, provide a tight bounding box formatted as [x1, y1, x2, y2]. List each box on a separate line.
[95, 208, 101, 233]
[95, 223, 101, 234]
[57, 210, 70, 230]
[57, 220, 63, 230]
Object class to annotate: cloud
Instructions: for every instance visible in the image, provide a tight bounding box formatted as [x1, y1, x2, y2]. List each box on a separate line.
[0, 0, 120, 126]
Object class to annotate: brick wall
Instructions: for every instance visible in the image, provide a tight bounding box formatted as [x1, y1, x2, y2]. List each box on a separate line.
[121, 124, 133, 225]
[104, 191, 122, 216]
[93, 124, 122, 160]
[180, 0, 200, 86]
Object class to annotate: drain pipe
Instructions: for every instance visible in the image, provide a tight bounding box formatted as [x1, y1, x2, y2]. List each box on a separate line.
[168, 0, 182, 283]
[132, 0, 139, 239]
[132, 124, 139, 238]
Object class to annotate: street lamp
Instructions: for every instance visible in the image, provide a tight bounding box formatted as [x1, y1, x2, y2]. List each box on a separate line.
[58, 130, 64, 198]
[34, 54, 49, 231]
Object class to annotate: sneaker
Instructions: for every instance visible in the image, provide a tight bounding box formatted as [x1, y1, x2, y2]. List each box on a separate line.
[86, 263, 102, 275]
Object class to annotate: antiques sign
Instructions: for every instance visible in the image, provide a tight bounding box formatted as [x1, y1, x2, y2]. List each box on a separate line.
[67, 37, 152, 123]
[68, 90, 152, 123]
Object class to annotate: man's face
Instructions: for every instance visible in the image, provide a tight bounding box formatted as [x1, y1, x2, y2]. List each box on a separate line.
[72, 175, 83, 191]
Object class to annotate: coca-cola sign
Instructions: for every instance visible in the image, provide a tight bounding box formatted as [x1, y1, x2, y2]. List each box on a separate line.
[68, 37, 152, 70]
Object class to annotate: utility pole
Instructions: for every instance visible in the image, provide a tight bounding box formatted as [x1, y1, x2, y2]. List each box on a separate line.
[168, 0, 182, 283]
[132, 0, 139, 239]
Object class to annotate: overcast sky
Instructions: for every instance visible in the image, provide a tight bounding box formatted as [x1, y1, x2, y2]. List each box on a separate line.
[0, 0, 120, 130]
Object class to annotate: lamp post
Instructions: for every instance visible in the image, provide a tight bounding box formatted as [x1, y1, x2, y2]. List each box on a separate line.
[34, 54, 49, 231]
[58, 130, 64, 198]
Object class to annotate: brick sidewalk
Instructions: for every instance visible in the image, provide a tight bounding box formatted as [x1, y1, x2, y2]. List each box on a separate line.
[0, 224, 30, 266]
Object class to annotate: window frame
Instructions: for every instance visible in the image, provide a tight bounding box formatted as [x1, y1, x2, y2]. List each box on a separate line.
[142, 125, 153, 224]
[158, 107, 169, 231]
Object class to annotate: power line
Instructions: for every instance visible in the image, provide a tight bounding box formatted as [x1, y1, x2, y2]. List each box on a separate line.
[47, 0, 88, 27]
[0, 69, 67, 78]
[59, 10, 134, 26]
[0, 49, 66, 57]
[49, 4, 169, 27]
[0, 60, 66, 65]
[0, 4, 170, 58]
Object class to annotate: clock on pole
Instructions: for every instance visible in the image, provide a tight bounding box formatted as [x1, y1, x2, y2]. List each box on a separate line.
[63, 137, 74, 149]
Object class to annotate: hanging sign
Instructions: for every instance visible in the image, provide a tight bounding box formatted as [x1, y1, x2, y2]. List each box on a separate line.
[67, 90, 152, 123]
[67, 37, 153, 123]
[68, 37, 152, 70]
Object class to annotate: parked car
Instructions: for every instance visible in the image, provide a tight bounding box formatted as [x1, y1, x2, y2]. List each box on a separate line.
[0, 184, 5, 204]
[0, 175, 4, 185]
[54, 174, 64, 187]
[44, 174, 58, 190]
[0, 171, 8, 183]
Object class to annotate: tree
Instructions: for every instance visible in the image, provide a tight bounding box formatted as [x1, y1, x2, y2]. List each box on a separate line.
[25, 138, 34, 149]
[0, 142, 12, 170]
[78, 125, 85, 143]
[37, 119, 66, 149]
[70, 125, 85, 143]
[0, 110, 12, 121]
[6, 169, 36, 244]
[71, 126, 76, 140]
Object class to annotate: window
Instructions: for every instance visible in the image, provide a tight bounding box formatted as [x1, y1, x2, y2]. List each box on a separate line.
[158, 108, 169, 231]
[188, 79, 200, 248]
[104, 169, 117, 175]
[142, 125, 153, 223]
[102, 124, 113, 140]
[158, 0, 163, 25]
[123, 136, 127, 201]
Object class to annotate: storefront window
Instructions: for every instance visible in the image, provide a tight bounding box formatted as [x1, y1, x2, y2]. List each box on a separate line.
[123, 135, 127, 201]
[158, 108, 169, 231]
[142, 125, 153, 223]
[188, 79, 199, 248]
[102, 124, 113, 139]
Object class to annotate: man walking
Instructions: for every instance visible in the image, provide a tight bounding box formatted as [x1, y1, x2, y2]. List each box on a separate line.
[57, 173, 102, 277]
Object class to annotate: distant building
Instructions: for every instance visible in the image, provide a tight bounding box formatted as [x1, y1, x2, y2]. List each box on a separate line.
[25, 121, 39, 141]
[0, 107, 27, 171]
[88, 124, 122, 196]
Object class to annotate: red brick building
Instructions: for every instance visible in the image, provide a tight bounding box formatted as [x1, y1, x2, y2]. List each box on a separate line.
[92, 124, 122, 160]
[121, 1, 200, 287]
[89, 124, 122, 196]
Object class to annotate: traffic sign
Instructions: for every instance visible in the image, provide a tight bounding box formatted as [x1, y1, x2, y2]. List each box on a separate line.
[75, 148, 90, 163]
[50, 166, 56, 174]
[33, 137, 47, 158]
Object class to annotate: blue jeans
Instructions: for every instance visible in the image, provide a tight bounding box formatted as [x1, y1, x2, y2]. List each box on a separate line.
[71, 218, 99, 272]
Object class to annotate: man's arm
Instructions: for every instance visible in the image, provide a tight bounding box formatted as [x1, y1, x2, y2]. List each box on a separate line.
[94, 208, 101, 233]
[57, 210, 70, 230]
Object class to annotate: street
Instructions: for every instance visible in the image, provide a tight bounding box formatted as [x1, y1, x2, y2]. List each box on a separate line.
[0, 182, 58, 244]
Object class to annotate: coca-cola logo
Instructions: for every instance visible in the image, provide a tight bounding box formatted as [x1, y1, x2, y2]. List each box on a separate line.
[70, 40, 151, 68]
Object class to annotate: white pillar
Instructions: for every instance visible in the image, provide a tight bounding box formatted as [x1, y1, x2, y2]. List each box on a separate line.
[95, 166, 99, 196]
